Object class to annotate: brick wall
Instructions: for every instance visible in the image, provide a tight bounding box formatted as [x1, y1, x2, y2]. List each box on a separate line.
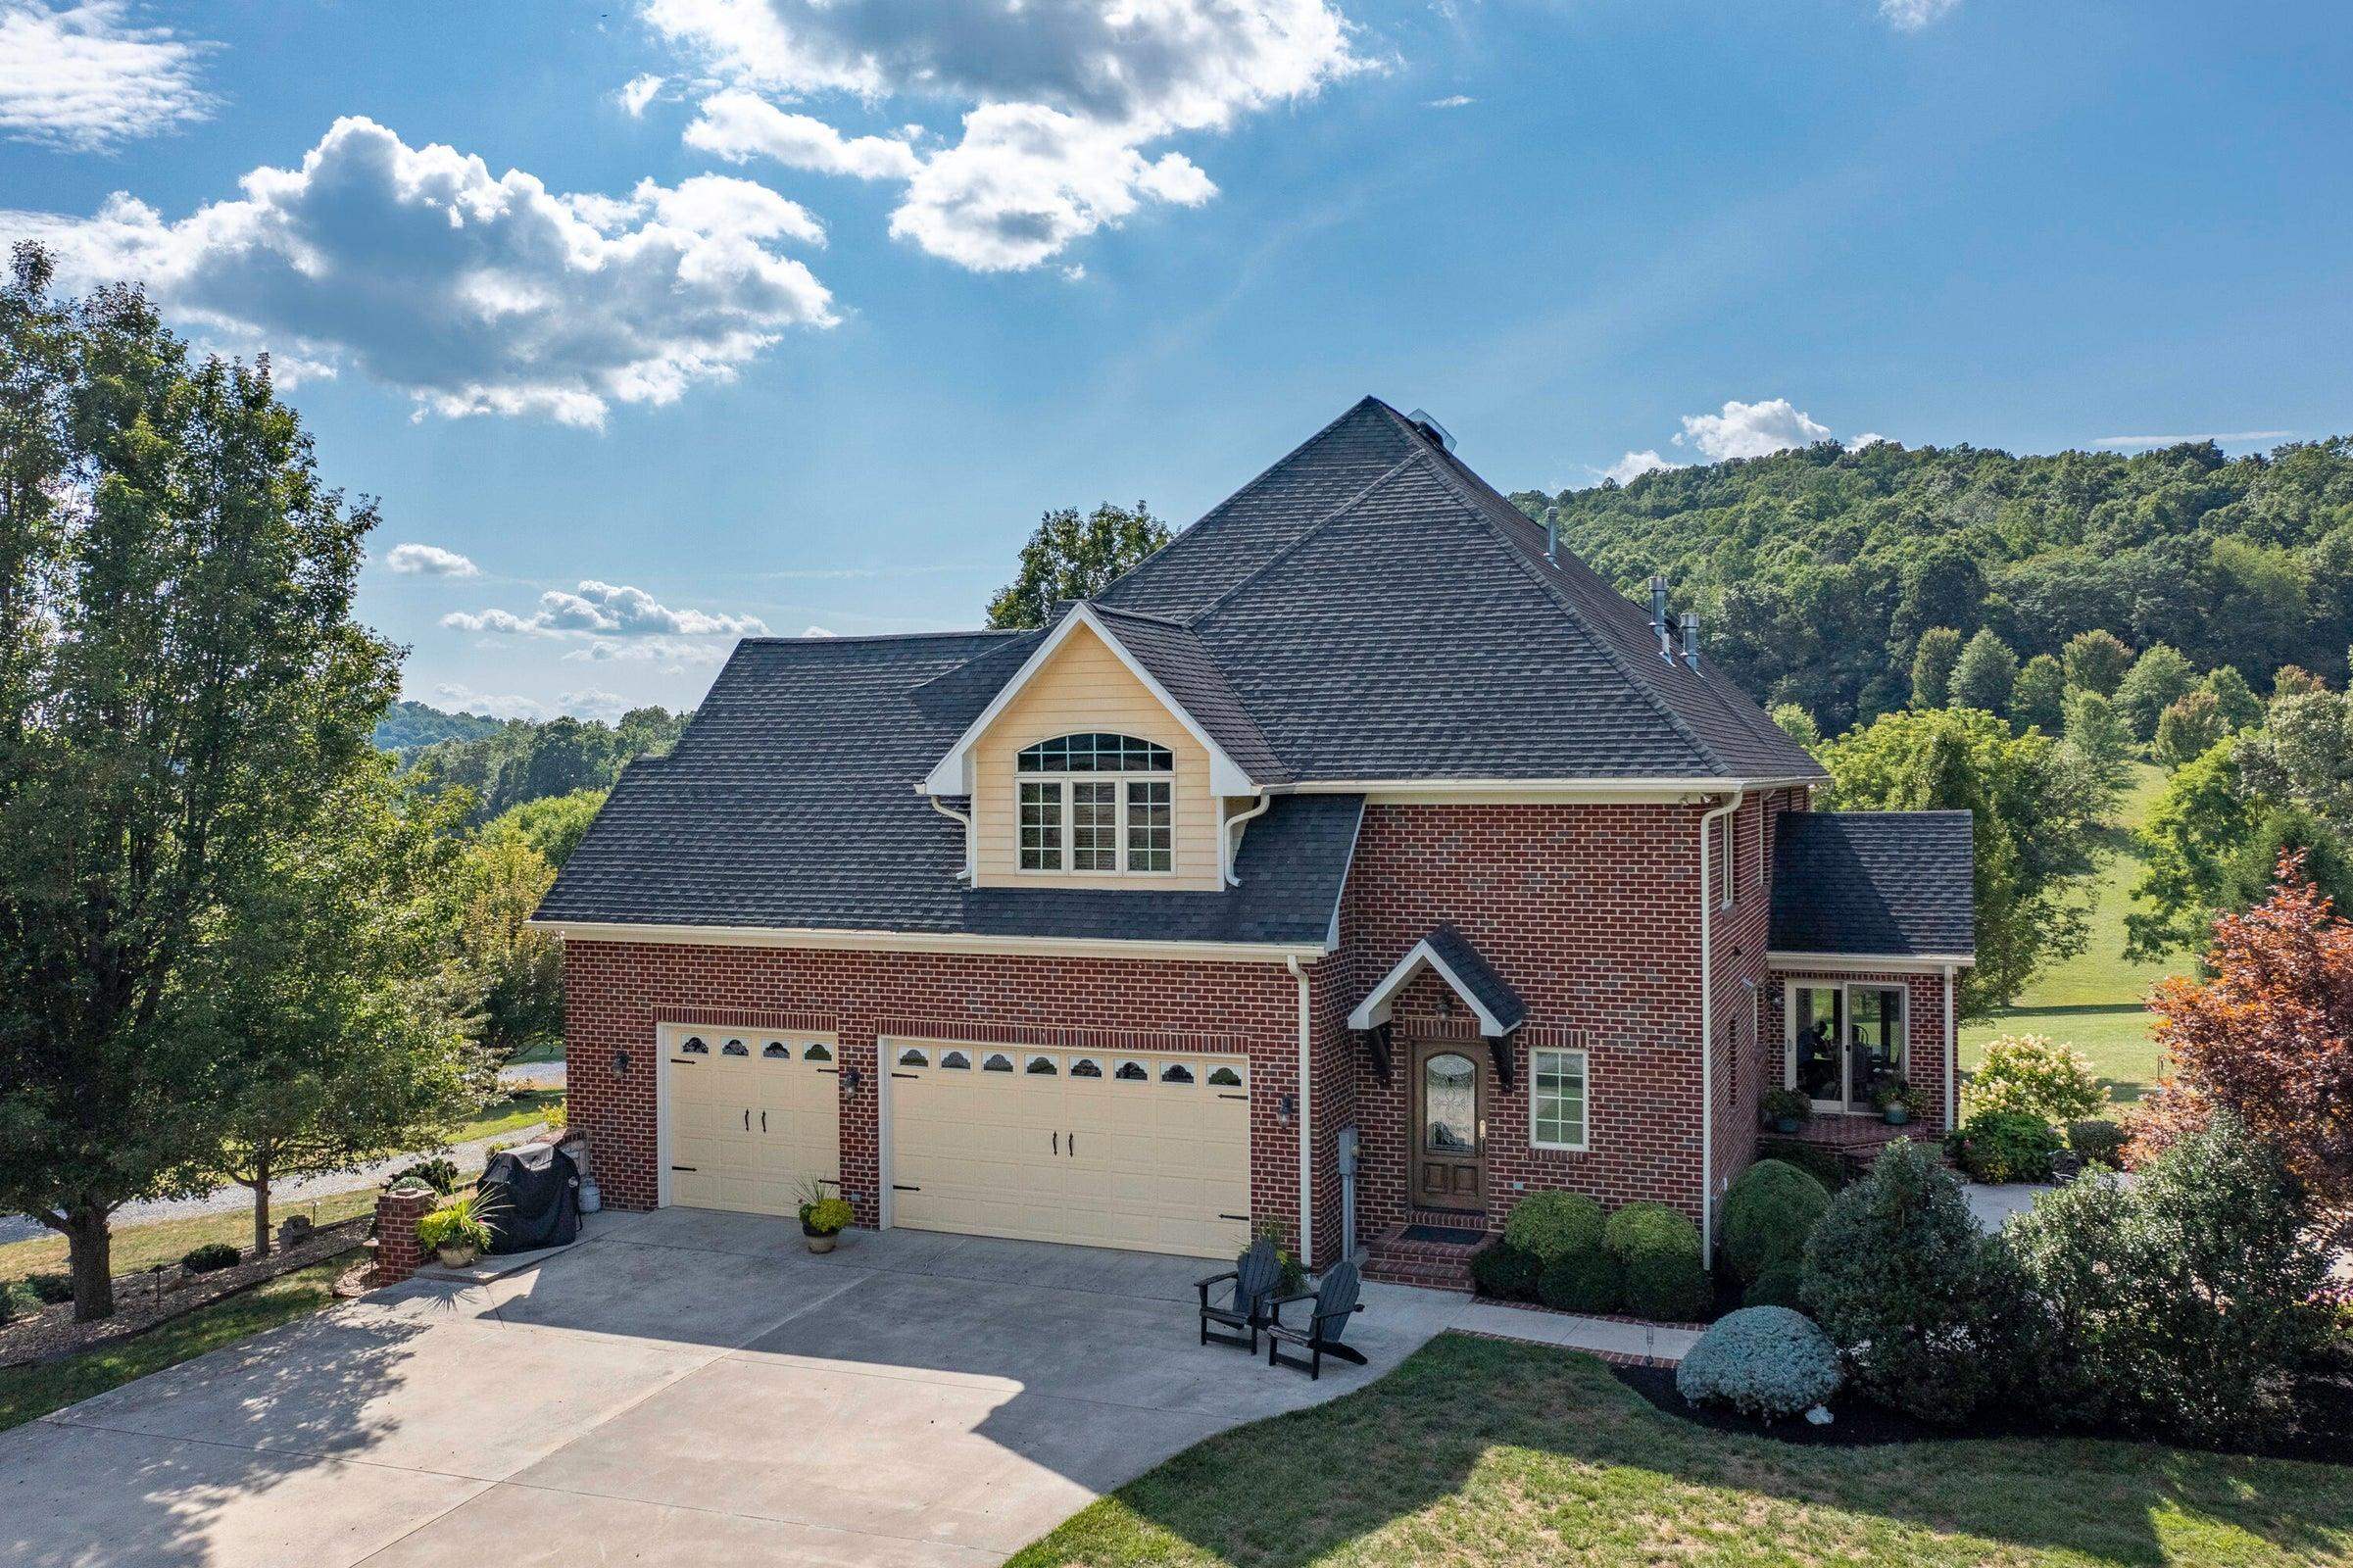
[373, 1187, 430, 1287]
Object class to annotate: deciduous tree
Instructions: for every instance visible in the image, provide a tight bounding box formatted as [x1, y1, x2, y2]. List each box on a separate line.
[2154, 689, 2227, 768]
[2116, 643, 2197, 741]
[2063, 629, 2134, 697]
[1950, 628, 2018, 714]
[2013, 653, 2066, 734]
[986, 501, 1169, 629]
[1910, 626, 1962, 710]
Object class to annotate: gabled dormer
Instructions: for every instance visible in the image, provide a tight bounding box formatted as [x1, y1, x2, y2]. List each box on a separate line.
[921, 603, 1275, 892]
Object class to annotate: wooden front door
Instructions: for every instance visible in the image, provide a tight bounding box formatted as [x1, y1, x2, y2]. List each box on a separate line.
[1410, 1042, 1485, 1211]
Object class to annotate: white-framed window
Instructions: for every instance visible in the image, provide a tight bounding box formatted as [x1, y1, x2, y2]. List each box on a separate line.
[1530, 1048, 1590, 1152]
[1015, 732, 1175, 873]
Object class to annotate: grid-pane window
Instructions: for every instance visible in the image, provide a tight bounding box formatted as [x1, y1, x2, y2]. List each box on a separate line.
[1531, 1048, 1589, 1151]
[1071, 780, 1117, 870]
[1017, 732, 1172, 773]
[1019, 780, 1062, 870]
[1126, 779, 1172, 871]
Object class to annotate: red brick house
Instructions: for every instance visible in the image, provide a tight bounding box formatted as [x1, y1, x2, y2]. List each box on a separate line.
[534, 398, 1974, 1277]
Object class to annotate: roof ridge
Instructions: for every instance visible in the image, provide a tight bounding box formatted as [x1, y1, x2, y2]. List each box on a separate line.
[1084, 602, 1189, 627]
[1181, 448, 1430, 628]
[737, 628, 1022, 645]
[1397, 435, 1727, 778]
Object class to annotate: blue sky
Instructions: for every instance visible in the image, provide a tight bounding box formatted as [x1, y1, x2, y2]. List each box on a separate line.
[3, 0, 2347, 720]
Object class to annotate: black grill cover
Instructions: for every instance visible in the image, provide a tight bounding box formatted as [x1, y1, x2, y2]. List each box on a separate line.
[478, 1143, 581, 1254]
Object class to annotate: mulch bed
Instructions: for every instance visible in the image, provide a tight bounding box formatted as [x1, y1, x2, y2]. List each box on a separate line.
[0, 1217, 369, 1368]
[1610, 1361, 2353, 1466]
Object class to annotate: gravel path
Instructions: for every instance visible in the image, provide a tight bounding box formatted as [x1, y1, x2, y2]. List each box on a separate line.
[0, 1124, 549, 1250]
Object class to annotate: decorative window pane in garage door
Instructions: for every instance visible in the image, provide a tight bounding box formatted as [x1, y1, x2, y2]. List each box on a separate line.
[886, 1043, 1251, 1258]
[662, 1023, 839, 1219]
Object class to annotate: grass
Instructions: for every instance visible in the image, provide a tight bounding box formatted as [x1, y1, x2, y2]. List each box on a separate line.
[1961, 762, 2185, 1110]
[510, 1038, 565, 1065]
[0, 1257, 349, 1435]
[452, 1086, 564, 1144]
[1009, 1334, 2351, 1568]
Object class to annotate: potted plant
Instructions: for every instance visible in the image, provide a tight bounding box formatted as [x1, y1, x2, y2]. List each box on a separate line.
[796, 1178, 853, 1253]
[417, 1192, 496, 1267]
[1871, 1074, 1925, 1126]
[1760, 1087, 1811, 1134]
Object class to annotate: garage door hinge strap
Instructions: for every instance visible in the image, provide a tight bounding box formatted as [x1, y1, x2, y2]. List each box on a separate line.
[892, 1184, 921, 1192]
[671, 1165, 699, 1172]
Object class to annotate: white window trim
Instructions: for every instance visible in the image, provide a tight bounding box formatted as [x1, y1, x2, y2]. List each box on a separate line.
[1529, 1046, 1592, 1152]
[1016, 772, 1177, 876]
[1782, 978, 1909, 1112]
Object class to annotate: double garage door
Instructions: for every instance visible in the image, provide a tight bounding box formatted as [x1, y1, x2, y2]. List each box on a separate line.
[661, 1025, 1252, 1259]
[887, 1044, 1253, 1259]
[662, 1025, 842, 1214]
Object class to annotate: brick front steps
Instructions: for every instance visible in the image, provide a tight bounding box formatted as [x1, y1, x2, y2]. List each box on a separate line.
[1360, 1220, 1492, 1291]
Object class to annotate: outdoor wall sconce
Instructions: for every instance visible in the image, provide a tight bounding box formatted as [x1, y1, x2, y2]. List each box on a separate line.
[842, 1065, 864, 1094]
[613, 1049, 631, 1077]
[1278, 1093, 1297, 1125]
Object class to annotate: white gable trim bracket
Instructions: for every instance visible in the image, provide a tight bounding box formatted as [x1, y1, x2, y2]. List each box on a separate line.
[920, 603, 1259, 799]
[1347, 938, 1513, 1038]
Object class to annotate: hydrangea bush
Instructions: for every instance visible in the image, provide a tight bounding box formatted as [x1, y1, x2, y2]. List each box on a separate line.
[1967, 1034, 2105, 1125]
[1676, 1305, 1843, 1419]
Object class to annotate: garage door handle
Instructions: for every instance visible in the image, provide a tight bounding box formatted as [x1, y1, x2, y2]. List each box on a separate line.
[760, 1111, 767, 1133]
[1052, 1131, 1058, 1155]
[743, 1109, 750, 1131]
[1067, 1132, 1076, 1156]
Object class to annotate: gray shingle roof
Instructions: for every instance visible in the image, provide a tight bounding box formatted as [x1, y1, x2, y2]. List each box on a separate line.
[1421, 926, 1528, 1034]
[1087, 605, 1288, 783]
[1770, 811, 1976, 958]
[536, 630, 1359, 944]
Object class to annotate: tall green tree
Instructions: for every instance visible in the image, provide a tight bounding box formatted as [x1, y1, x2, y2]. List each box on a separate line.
[1950, 628, 2019, 714]
[1910, 626, 1963, 710]
[2154, 690, 2228, 769]
[2116, 643, 2198, 741]
[2063, 630, 2135, 698]
[0, 251, 398, 1318]
[2013, 654, 2066, 733]
[2129, 738, 2353, 959]
[2061, 688, 2133, 793]
[1819, 707, 2104, 1012]
[186, 760, 479, 1254]
[488, 787, 608, 869]
[1769, 703, 1821, 750]
[2201, 665, 2262, 732]
[985, 501, 1168, 628]
[451, 829, 564, 1064]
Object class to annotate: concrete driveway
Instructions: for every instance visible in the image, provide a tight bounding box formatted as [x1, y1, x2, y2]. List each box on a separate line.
[0, 1208, 1693, 1568]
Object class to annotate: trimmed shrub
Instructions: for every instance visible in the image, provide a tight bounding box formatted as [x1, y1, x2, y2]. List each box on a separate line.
[1537, 1246, 1624, 1314]
[1801, 1140, 2022, 1422]
[1676, 1306, 1844, 1419]
[1469, 1242, 1541, 1301]
[1946, 1110, 2062, 1184]
[1623, 1250, 1711, 1321]
[2006, 1114, 2329, 1445]
[1503, 1191, 1605, 1264]
[25, 1272, 73, 1305]
[1602, 1200, 1700, 1263]
[1967, 1035, 2105, 1125]
[2068, 1119, 2129, 1168]
[179, 1243, 240, 1274]
[1755, 1137, 1845, 1191]
[1743, 1265, 1806, 1310]
[1721, 1159, 1832, 1284]
[387, 1157, 461, 1197]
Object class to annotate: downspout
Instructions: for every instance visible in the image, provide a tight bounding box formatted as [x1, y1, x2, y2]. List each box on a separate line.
[926, 794, 974, 882]
[1223, 794, 1273, 886]
[1942, 962, 1958, 1130]
[1285, 955, 1314, 1268]
[1696, 789, 1744, 1262]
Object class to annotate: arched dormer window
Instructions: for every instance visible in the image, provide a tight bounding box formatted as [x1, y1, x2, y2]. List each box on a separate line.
[1015, 733, 1174, 873]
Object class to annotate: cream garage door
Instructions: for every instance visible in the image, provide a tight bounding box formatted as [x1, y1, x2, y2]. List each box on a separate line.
[886, 1044, 1252, 1258]
[663, 1026, 842, 1216]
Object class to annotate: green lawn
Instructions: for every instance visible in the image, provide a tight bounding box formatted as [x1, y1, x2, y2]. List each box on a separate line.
[1961, 762, 2185, 1110]
[1010, 1335, 2350, 1568]
[1, 1189, 378, 1287]
[453, 1087, 564, 1144]
[0, 1257, 350, 1434]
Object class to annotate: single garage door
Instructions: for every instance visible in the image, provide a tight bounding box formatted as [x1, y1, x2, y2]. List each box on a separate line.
[662, 1025, 842, 1215]
[886, 1043, 1252, 1258]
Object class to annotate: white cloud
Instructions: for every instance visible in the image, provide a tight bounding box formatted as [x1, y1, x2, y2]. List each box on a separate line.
[0, 1, 216, 152]
[2, 116, 835, 425]
[802, 624, 834, 637]
[1426, 94, 1474, 109]
[2095, 429, 2292, 449]
[685, 86, 922, 179]
[430, 682, 641, 724]
[382, 541, 480, 577]
[1847, 431, 1889, 448]
[1599, 450, 1683, 485]
[1674, 398, 1832, 462]
[446, 578, 768, 639]
[562, 634, 729, 665]
[1878, 0, 1960, 27]
[617, 73, 666, 116]
[649, 0, 1366, 270]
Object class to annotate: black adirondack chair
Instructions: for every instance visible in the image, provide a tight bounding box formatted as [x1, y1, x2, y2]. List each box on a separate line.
[1266, 1258, 1367, 1379]
[1197, 1238, 1283, 1351]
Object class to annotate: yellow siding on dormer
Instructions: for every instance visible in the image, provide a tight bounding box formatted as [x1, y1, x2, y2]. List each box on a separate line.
[970, 622, 1223, 890]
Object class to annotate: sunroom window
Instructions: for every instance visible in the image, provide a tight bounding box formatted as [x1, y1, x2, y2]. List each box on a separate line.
[1015, 733, 1175, 873]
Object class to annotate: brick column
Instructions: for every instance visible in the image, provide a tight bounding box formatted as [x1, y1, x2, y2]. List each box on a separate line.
[373, 1186, 432, 1286]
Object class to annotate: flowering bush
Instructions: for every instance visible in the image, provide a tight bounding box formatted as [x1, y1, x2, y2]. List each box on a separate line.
[1967, 1034, 2105, 1125]
[1676, 1306, 1843, 1419]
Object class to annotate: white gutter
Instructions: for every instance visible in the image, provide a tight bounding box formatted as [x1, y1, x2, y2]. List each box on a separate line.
[527, 918, 1327, 964]
[1285, 954, 1314, 1269]
[1222, 794, 1273, 886]
[925, 793, 975, 882]
[1942, 962, 1958, 1129]
[1696, 788, 1744, 1262]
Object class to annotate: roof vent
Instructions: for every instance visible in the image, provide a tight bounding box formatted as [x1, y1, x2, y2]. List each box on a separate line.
[1403, 408, 1455, 452]
[1648, 575, 1674, 661]
[1680, 610, 1701, 669]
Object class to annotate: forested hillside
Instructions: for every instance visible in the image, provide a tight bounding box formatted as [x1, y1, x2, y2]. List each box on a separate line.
[372, 700, 507, 752]
[390, 705, 690, 823]
[1515, 436, 2353, 732]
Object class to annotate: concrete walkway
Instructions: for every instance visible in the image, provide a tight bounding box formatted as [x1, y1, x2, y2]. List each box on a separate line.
[0, 1208, 1692, 1568]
